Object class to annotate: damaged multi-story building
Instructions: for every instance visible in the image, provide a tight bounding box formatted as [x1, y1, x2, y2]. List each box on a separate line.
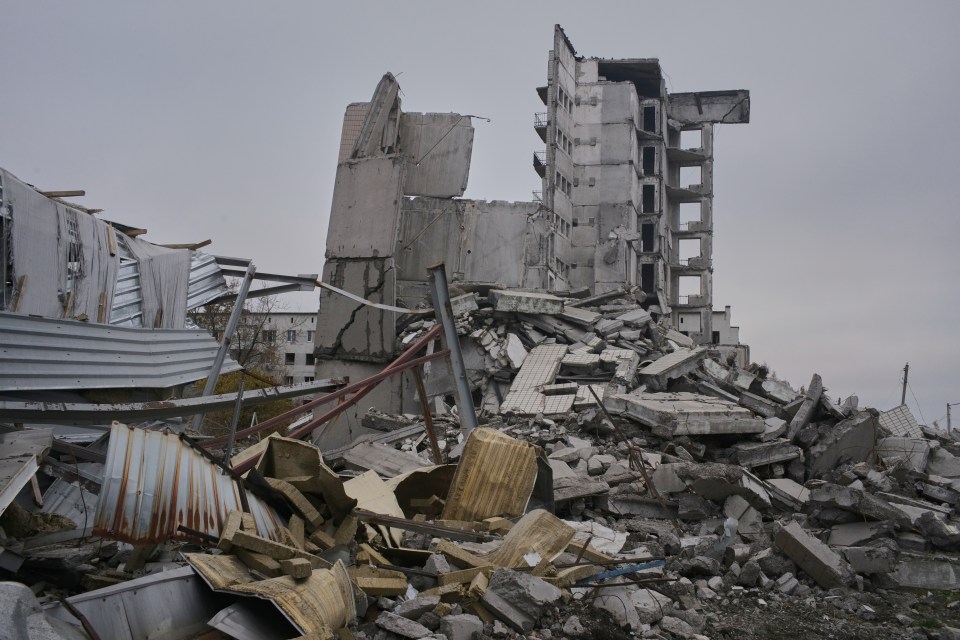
[314, 26, 750, 447]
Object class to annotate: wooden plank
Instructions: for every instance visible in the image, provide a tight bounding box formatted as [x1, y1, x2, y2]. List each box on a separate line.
[12, 275, 26, 311]
[97, 292, 107, 323]
[158, 239, 212, 250]
[39, 190, 85, 198]
[107, 223, 117, 256]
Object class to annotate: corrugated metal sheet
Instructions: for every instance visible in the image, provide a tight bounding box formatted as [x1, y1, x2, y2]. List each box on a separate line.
[94, 423, 282, 544]
[187, 553, 357, 636]
[44, 566, 224, 640]
[110, 239, 228, 327]
[0, 311, 240, 391]
[41, 477, 99, 529]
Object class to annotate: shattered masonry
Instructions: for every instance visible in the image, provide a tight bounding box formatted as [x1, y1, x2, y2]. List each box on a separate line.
[5, 23, 960, 640]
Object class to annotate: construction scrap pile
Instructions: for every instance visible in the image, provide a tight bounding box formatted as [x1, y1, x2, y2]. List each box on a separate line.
[3, 287, 960, 640]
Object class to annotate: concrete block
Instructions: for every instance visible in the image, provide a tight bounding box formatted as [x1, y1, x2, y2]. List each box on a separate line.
[928, 447, 960, 478]
[637, 348, 706, 391]
[761, 378, 799, 404]
[280, 557, 313, 579]
[396, 595, 441, 620]
[504, 333, 527, 369]
[376, 611, 433, 639]
[805, 411, 878, 477]
[809, 483, 909, 525]
[786, 373, 823, 441]
[439, 613, 484, 640]
[616, 308, 652, 328]
[489, 289, 564, 314]
[827, 521, 894, 547]
[843, 546, 896, 575]
[732, 440, 802, 468]
[660, 615, 697, 638]
[760, 417, 788, 442]
[480, 568, 563, 633]
[739, 391, 780, 418]
[774, 521, 853, 589]
[892, 559, 960, 590]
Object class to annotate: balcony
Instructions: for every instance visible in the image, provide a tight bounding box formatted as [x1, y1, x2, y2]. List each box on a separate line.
[536, 86, 548, 106]
[534, 112, 548, 142]
[533, 150, 547, 178]
[532, 190, 543, 203]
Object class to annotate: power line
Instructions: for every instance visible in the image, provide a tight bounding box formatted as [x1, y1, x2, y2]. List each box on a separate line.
[906, 380, 927, 426]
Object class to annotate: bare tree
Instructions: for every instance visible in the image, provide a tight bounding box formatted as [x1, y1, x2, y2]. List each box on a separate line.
[188, 281, 306, 378]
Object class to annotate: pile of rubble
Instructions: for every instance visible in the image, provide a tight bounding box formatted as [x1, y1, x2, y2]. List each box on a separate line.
[4, 287, 960, 640]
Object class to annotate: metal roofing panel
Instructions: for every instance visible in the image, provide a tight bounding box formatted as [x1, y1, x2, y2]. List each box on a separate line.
[110, 239, 229, 328]
[44, 566, 224, 640]
[0, 311, 240, 390]
[93, 423, 282, 544]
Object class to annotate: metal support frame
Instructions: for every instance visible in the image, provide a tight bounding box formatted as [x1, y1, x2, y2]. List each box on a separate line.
[192, 262, 256, 432]
[427, 263, 478, 437]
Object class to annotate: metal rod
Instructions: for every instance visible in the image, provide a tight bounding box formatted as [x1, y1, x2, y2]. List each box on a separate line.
[427, 263, 477, 437]
[193, 262, 257, 432]
[413, 367, 443, 464]
[901, 362, 909, 406]
[206, 324, 444, 450]
[223, 376, 246, 464]
[177, 524, 219, 544]
[587, 385, 684, 537]
[282, 351, 449, 444]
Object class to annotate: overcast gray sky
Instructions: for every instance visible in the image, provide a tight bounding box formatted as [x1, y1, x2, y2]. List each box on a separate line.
[2, 1, 958, 426]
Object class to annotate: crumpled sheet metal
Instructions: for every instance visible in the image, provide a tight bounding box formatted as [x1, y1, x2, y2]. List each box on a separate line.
[94, 422, 283, 544]
[441, 427, 537, 522]
[186, 553, 357, 637]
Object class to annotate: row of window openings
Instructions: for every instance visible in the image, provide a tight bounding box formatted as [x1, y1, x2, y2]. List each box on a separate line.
[557, 86, 574, 115]
[555, 171, 572, 198]
[555, 257, 572, 281]
[265, 316, 316, 324]
[285, 376, 315, 384]
[555, 127, 573, 156]
[552, 212, 571, 238]
[286, 352, 316, 366]
[220, 329, 314, 343]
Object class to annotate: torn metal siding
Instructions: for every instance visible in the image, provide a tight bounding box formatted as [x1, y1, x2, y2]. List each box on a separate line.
[0, 311, 241, 391]
[111, 236, 228, 328]
[93, 423, 282, 544]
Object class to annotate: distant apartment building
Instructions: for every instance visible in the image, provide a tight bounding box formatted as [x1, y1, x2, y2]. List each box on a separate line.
[264, 311, 317, 384]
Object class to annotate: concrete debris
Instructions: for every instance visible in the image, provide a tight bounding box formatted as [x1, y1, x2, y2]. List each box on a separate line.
[4, 25, 960, 640]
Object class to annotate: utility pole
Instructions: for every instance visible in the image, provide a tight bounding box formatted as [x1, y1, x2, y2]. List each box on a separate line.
[901, 362, 909, 406]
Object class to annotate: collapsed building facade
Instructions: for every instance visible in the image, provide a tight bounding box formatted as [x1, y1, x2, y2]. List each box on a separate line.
[315, 26, 749, 447]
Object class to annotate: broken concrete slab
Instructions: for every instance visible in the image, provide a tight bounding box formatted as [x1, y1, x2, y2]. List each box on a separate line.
[786, 373, 823, 442]
[805, 410, 878, 477]
[892, 559, 960, 590]
[489, 290, 564, 314]
[670, 461, 772, 511]
[843, 545, 897, 575]
[376, 611, 433, 638]
[809, 483, 910, 526]
[774, 521, 853, 589]
[764, 478, 810, 511]
[759, 417, 788, 442]
[928, 447, 960, 478]
[828, 521, 895, 547]
[637, 347, 706, 391]
[731, 440, 802, 468]
[480, 568, 562, 633]
[606, 391, 765, 438]
[738, 391, 781, 418]
[439, 613, 484, 640]
[761, 378, 799, 404]
[877, 437, 931, 472]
